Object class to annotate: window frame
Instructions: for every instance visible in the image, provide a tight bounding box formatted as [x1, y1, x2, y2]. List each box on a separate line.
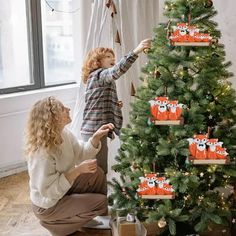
[0, 0, 76, 95]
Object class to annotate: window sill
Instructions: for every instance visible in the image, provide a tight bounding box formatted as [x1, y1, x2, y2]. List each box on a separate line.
[0, 83, 79, 116]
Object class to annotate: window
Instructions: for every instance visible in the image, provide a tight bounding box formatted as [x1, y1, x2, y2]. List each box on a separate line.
[0, 0, 80, 95]
[41, 0, 76, 85]
[0, 0, 31, 92]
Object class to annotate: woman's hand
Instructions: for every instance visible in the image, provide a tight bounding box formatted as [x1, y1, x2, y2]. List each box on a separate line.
[75, 159, 97, 174]
[133, 38, 152, 55]
[91, 123, 114, 148]
[65, 159, 97, 183]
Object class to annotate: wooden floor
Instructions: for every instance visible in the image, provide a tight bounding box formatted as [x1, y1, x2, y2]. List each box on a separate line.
[1, 172, 233, 236]
[0, 171, 111, 236]
[0, 171, 49, 235]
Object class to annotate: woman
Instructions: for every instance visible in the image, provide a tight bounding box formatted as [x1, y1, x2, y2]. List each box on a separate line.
[24, 96, 114, 236]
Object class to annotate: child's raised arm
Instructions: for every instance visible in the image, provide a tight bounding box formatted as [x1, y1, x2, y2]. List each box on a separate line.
[133, 38, 152, 55]
[98, 38, 151, 83]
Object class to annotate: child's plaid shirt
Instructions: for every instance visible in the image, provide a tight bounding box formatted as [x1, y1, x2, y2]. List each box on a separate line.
[81, 51, 138, 136]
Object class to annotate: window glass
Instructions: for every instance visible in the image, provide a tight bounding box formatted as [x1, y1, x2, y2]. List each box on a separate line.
[0, 0, 31, 89]
[41, 0, 77, 85]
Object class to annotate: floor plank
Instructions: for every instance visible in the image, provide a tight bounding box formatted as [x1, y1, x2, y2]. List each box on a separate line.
[0, 171, 49, 236]
[0, 171, 111, 236]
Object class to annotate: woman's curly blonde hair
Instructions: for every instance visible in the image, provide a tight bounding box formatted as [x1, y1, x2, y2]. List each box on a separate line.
[24, 96, 64, 156]
[82, 47, 115, 83]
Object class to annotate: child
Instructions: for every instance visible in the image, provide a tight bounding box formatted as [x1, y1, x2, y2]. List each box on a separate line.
[25, 96, 114, 236]
[81, 39, 151, 174]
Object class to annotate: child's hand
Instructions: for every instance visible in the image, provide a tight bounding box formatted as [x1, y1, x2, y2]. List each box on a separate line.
[133, 38, 152, 55]
[91, 123, 114, 147]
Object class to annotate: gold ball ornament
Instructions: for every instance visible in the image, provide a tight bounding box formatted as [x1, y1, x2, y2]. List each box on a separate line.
[158, 218, 167, 228]
[211, 38, 218, 45]
[143, 48, 150, 54]
[204, 0, 213, 8]
[207, 165, 217, 173]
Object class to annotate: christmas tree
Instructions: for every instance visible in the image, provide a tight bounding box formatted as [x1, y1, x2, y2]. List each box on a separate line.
[109, 0, 236, 235]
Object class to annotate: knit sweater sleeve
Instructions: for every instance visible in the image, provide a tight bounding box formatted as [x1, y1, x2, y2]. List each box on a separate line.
[68, 130, 101, 164]
[28, 152, 72, 205]
[98, 51, 138, 84]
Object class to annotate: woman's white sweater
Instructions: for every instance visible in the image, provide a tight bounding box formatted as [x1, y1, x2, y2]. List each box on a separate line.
[27, 128, 101, 209]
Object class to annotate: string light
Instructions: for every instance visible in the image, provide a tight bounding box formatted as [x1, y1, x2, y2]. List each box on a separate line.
[44, 0, 80, 13]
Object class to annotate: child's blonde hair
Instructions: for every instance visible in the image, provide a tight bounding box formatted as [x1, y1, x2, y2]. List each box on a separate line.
[82, 47, 115, 83]
[24, 96, 64, 156]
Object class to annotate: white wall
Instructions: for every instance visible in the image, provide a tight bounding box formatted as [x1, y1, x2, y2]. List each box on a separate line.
[0, 85, 78, 177]
[159, 0, 236, 89]
[0, 0, 92, 178]
[213, 0, 236, 88]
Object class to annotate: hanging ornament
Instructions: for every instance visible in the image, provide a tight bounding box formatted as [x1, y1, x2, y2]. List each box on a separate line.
[154, 68, 161, 79]
[208, 114, 213, 120]
[143, 48, 150, 54]
[211, 38, 219, 45]
[169, 22, 212, 46]
[106, 0, 117, 17]
[115, 30, 121, 45]
[131, 162, 139, 171]
[166, 20, 172, 41]
[158, 217, 167, 228]
[204, 0, 213, 8]
[164, 4, 172, 12]
[130, 82, 136, 96]
[122, 187, 131, 199]
[207, 165, 217, 173]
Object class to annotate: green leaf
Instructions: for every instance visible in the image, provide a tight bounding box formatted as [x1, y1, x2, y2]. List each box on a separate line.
[210, 214, 223, 225]
[194, 220, 207, 232]
[168, 218, 176, 235]
[170, 209, 182, 218]
[175, 215, 189, 222]
[179, 183, 188, 193]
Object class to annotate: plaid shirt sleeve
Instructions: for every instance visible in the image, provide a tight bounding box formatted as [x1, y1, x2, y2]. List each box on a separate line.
[98, 51, 138, 84]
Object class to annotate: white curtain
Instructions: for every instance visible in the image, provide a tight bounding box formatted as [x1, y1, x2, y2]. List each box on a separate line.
[70, 0, 160, 180]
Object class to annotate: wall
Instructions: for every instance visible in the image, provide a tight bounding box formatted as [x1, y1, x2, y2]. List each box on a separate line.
[214, 0, 236, 88]
[0, 0, 93, 178]
[159, 0, 236, 89]
[0, 85, 78, 177]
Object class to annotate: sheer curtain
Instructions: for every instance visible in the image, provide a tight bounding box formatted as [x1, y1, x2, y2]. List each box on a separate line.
[70, 0, 160, 180]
